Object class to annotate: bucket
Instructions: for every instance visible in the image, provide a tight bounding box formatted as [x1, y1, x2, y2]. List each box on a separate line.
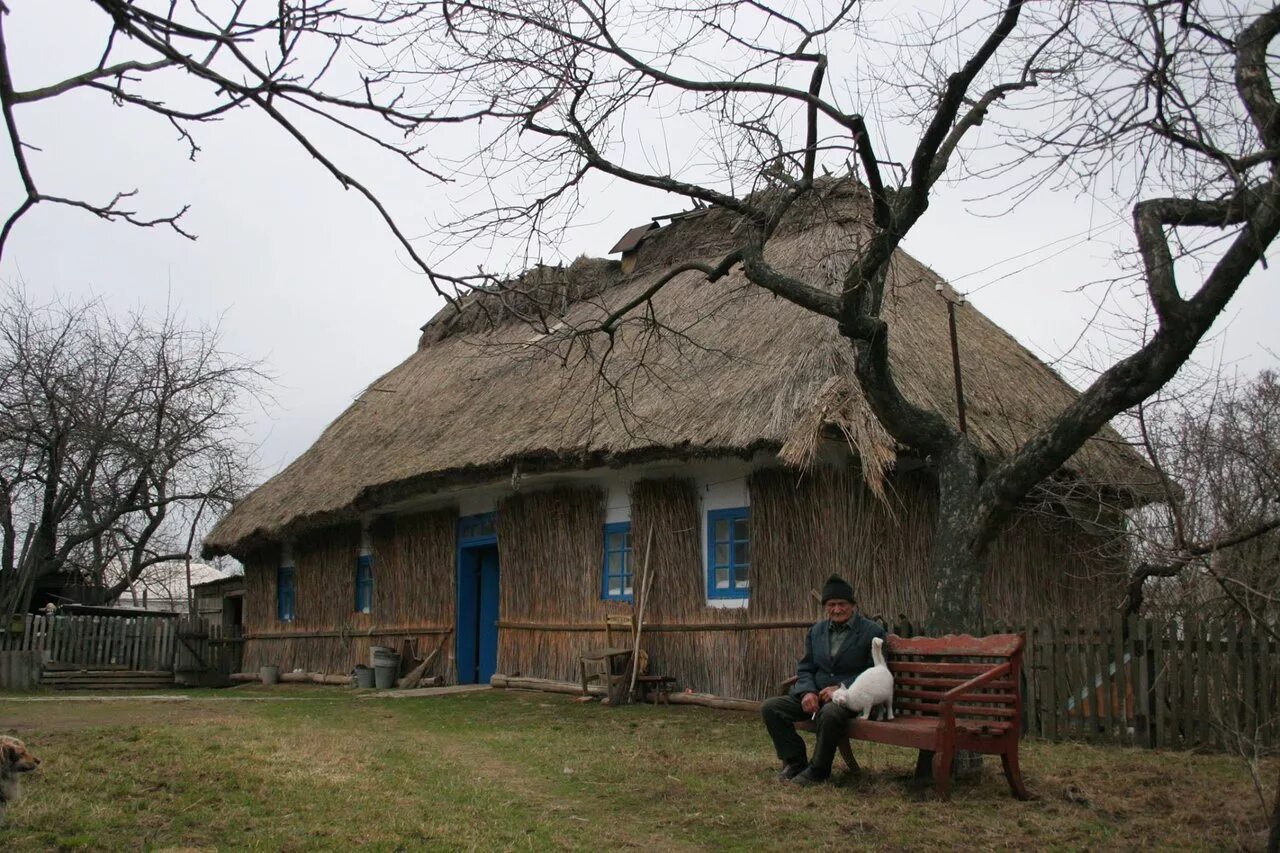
[370, 645, 398, 669]
[260, 665, 280, 686]
[374, 663, 397, 689]
[354, 665, 375, 689]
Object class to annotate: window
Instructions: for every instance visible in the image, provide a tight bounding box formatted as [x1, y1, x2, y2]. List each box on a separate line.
[602, 522, 633, 601]
[458, 512, 497, 544]
[277, 565, 296, 622]
[707, 507, 749, 599]
[355, 554, 373, 614]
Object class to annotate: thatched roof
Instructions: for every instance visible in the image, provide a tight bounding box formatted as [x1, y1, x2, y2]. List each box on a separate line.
[204, 181, 1157, 557]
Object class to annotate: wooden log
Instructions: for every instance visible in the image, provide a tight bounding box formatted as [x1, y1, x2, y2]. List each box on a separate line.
[229, 670, 351, 686]
[490, 674, 606, 697]
[489, 673, 760, 712]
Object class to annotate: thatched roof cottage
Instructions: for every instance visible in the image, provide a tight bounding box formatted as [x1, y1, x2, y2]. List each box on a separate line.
[204, 182, 1154, 697]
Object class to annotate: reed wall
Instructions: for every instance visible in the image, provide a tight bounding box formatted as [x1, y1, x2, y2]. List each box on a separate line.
[747, 465, 1124, 626]
[236, 461, 1124, 697]
[241, 510, 457, 677]
[496, 487, 616, 682]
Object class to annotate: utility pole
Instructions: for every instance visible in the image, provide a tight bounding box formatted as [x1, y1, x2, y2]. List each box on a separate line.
[935, 284, 968, 434]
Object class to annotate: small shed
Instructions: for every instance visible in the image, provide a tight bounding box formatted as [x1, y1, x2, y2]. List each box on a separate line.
[192, 575, 246, 631]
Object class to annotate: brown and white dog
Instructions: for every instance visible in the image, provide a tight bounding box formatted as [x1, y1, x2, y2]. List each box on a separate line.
[0, 736, 41, 824]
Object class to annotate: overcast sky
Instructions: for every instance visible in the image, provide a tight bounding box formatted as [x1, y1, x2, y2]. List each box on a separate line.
[2, 2, 1276, 488]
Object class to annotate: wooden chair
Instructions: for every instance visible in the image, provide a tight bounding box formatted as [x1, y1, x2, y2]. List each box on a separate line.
[579, 614, 636, 701]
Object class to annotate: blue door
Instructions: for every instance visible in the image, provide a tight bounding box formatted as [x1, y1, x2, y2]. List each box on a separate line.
[457, 542, 500, 684]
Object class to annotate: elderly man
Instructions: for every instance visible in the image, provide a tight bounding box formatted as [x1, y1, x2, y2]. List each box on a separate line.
[761, 575, 887, 786]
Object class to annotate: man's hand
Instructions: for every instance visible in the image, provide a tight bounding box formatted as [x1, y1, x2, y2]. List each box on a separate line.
[801, 692, 820, 715]
[818, 685, 839, 704]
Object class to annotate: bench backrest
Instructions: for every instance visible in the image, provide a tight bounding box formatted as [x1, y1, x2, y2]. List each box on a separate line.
[885, 633, 1024, 727]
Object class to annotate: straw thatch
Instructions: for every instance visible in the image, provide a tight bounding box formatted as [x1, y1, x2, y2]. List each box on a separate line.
[205, 180, 1156, 558]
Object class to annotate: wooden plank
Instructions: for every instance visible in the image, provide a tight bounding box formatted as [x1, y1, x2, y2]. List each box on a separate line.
[1044, 622, 1058, 742]
[1072, 623, 1088, 739]
[116, 617, 128, 666]
[888, 633, 1022, 657]
[1227, 621, 1241, 742]
[1152, 618, 1167, 747]
[125, 618, 137, 671]
[1182, 617, 1197, 747]
[163, 619, 175, 671]
[1025, 624, 1039, 739]
[1055, 621, 1072, 739]
[1112, 612, 1128, 745]
[1260, 630, 1274, 750]
[1243, 622, 1257, 742]
[1196, 620, 1211, 749]
[1093, 622, 1110, 741]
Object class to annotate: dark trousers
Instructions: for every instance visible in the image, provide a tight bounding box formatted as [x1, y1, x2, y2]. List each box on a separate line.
[761, 694, 853, 777]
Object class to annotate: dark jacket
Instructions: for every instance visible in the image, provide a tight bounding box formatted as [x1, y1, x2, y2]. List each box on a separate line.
[790, 614, 887, 697]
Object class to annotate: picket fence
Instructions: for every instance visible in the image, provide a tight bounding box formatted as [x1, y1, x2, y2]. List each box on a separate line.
[1024, 616, 1279, 750]
[0, 612, 180, 671]
[0, 613, 243, 679]
[885, 615, 1280, 750]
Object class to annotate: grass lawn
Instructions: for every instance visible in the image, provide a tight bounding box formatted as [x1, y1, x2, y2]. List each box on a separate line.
[0, 685, 1273, 851]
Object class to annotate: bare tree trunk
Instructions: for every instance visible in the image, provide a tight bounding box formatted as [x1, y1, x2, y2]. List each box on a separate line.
[929, 440, 986, 632]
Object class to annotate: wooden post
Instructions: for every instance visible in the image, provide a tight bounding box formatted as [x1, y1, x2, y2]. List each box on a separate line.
[627, 526, 656, 703]
[1112, 612, 1128, 745]
[1044, 622, 1058, 742]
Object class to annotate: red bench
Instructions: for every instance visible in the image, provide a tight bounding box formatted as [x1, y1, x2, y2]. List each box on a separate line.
[789, 633, 1030, 801]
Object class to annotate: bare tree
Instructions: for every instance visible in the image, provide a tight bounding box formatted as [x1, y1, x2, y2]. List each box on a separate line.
[0, 0, 505, 296]
[0, 289, 263, 618]
[1120, 368, 1280, 851]
[337, 0, 1279, 630]
[1126, 370, 1280, 621]
[5, 2, 1278, 632]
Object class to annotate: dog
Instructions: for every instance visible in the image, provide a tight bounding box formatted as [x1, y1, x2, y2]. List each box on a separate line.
[830, 636, 894, 720]
[0, 736, 41, 825]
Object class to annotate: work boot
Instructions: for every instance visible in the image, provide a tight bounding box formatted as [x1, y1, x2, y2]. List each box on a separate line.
[788, 767, 830, 787]
[776, 762, 806, 782]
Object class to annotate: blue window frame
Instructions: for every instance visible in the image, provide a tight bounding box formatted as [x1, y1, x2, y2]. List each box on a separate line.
[707, 507, 750, 599]
[355, 554, 373, 614]
[277, 565, 296, 622]
[458, 512, 497, 544]
[601, 522, 633, 601]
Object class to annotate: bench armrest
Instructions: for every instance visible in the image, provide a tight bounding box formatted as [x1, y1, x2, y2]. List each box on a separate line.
[779, 675, 799, 696]
[941, 660, 1013, 704]
[936, 660, 1013, 736]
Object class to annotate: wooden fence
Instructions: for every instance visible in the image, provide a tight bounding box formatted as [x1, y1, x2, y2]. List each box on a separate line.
[1024, 617, 1279, 750]
[0, 613, 244, 681]
[172, 616, 243, 680]
[0, 612, 180, 671]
